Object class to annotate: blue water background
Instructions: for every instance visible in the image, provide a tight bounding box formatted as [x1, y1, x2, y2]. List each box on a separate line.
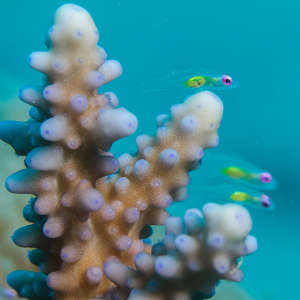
[1, 1, 299, 299]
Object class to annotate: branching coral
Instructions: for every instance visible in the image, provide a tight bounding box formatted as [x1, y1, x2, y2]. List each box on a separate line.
[105, 203, 257, 300]
[0, 96, 36, 300]
[0, 4, 257, 300]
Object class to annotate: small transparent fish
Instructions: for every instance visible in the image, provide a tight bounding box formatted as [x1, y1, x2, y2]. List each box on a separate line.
[137, 68, 237, 99]
[230, 191, 272, 208]
[190, 184, 274, 210]
[184, 74, 233, 89]
[195, 150, 277, 191]
[223, 166, 273, 185]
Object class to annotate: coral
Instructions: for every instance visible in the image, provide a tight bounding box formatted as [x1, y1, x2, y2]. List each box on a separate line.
[0, 4, 257, 300]
[105, 203, 257, 300]
[0, 137, 29, 300]
[0, 95, 36, 300]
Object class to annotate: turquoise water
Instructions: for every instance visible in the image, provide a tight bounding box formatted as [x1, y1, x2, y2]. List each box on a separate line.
[1, 1, 299, 299]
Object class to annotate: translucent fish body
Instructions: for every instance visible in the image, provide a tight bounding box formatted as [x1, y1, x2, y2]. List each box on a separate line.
[223, 166, 246, 179]
[230, 191, 272, 208]
[137, 68, 236, 99]
[198, 150, 277, 191]
[223, 165, 273, 187]
[184, 73, 234, 89]
[190, 184, 274, 210]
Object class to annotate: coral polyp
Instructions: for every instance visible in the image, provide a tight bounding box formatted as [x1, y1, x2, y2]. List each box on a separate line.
[0, 4, 256, 300]
[107, 203, 257, 300]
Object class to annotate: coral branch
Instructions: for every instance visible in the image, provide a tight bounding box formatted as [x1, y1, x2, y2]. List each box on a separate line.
[105, 203, 257, 300]
[0, 3, 256, 300]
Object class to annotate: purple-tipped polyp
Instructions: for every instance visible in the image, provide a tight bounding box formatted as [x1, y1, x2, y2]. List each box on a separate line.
[60, 245, 81, 263]
[85, 71, 105, 89]
[43, 218, 64, 238]
[116, 235, 132, 251]
[70, 94, 88, 113]
[180, 115, 198, 133]
[159, 149, 179, 167]
[79, 188, 104, 212]
[155, 255, 179, 278]
[43, 84, 62, 103]
[78, 225, 92, 242]
[133, 159, 150, 177]
[124, 207, 140, 224]
[85, 266, 103, 285]
[207, 233, 224, 248]
[95, 155, 120, 177]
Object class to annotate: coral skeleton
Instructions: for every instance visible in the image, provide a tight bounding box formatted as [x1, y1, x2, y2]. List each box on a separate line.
[0, 4, 257, 300]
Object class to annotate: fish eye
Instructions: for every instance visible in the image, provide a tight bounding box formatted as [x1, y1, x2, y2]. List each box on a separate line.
[260, 172, 272, 183]
[261, 194, 271, 208]
[222, 75, 233, 86]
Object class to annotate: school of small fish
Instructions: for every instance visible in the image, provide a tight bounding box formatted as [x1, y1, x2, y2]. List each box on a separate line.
[223, 165, 274, 208]
[140, 72, 275, 247]
[184, 73, 275, 210]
